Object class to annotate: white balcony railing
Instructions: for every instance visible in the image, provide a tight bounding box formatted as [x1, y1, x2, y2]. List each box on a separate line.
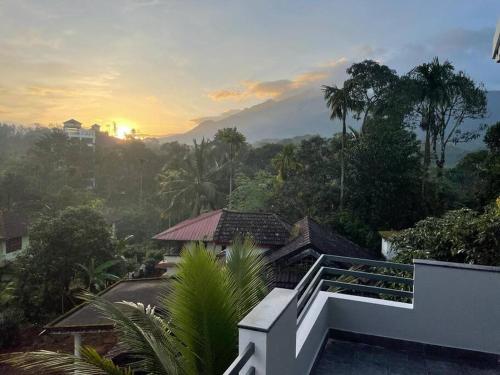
[226, 253, 500, 374]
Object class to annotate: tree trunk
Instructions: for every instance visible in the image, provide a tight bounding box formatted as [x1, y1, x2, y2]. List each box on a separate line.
[421, 123, 431, 199]
[340, 111, 346, 210]
[228, 143, 233, 209]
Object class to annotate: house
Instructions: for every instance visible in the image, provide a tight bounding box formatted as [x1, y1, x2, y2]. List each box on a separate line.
[153, 209, 376, 287]
[493, 19, 500, 62]
[63, 118, 96, 145]
[0, 211, 29, 266]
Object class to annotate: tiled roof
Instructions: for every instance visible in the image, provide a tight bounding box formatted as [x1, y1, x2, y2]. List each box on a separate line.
[153, 210, 223, 242]
[45, 278, 166, 333]
[267, 217, 375, 263]
[214, 210, 292, 246]
[153, 209, 292, 247]
[0, 211, 28, 240]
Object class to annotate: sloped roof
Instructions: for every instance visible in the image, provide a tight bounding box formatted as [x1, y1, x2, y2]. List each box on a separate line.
[153, 209, 291, 246]
[266, 217, 375, 263]
[0, 211, 28, 240]
[45, 278, 166, 333]
[153, 210, 223, 242]
[214, 210, 292, 246]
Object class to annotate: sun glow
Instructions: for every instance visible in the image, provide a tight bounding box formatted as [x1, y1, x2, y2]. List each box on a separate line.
[112, 121, 136, 139]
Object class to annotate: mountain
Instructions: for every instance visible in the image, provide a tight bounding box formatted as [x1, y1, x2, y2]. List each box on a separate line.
[162, 90, 500, 148]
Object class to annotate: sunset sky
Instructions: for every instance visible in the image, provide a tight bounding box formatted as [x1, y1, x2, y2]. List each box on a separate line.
[0, 1, 499, 136]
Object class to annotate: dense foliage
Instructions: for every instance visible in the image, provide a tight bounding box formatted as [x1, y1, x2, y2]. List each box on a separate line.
[0, 57, 498, 330]
[393, 203, 500, 266]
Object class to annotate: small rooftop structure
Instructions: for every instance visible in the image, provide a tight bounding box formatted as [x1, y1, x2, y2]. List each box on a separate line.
[63, 118, 82, 129]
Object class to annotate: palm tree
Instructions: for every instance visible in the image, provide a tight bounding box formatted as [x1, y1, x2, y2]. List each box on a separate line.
[323, 82, 359, 209]
[77, 258, 121, 292]
[214, 128, 246, 208]
[3, 238, 267, 375]
[409, 57, 453, 194]
[272, 143, 299, 182]
[158, 138, 221, 218]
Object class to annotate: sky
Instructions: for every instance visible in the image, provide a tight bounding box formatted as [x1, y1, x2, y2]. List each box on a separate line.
[0, 0, 499, 137]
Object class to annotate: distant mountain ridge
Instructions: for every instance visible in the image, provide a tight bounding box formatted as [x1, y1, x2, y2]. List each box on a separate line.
[162, 90, 500, 148]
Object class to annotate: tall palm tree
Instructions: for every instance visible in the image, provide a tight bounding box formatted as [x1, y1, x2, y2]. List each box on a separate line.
[272, 143, 300, 182]
[3, 239, 267, 375]
[323, 82, 359, 209]
[158, 138, 220, 218]
[409, 57, 453, 195]
[214, 128, 246, 208]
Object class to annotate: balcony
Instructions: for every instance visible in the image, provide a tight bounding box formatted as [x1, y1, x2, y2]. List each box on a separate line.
[224, 253, 500, 374]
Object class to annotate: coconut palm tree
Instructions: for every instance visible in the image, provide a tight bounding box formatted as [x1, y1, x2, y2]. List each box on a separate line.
[272, 143, 299, 182]
[323, 82, 360, 209]
[3, 238, 267, 375]
[158, 138, 221, 218]
[214, 128, 246, 208]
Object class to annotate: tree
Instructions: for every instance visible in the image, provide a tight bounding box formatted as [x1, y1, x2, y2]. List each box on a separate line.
[272, 143, 300, 182]
[432, 70, 487, 169]
[77, 258, 121, 292]
[346, 118, 422, 229]
[158, 138, 221, 218]
[230, 171, 275, 212]
[408, 58, 454, 192]
[214, 128, 246, 207]
[323, 82, 361, 209]
[346, 60, 398, 130]
[15, 206, 116, 321]
[5, 238, 267, 375]
[392, 204, 500, 266]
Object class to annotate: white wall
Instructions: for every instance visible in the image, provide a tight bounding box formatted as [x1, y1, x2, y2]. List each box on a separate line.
[234, 259, 500, 374]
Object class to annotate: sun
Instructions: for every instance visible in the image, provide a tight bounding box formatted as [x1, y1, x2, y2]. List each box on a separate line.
[115, 124, 132, 139]
[111, 120, 137, 139]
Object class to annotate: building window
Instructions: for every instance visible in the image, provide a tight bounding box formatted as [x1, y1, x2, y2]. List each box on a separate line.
[6, 237, 22, 253]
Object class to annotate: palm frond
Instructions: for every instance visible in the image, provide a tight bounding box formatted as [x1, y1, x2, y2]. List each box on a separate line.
[80, 292, 185, 375]
[1, 346, 132, 375]
[166, 242, 238, 375]
[225, 236, 268, 319]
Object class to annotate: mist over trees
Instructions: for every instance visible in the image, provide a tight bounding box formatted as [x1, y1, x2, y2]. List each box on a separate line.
[0, 58, 498, 328]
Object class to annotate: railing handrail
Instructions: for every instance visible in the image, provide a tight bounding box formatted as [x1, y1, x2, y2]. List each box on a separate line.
[295, 254, 414, 324]
[323, 254, 414, 272]
[223, 342, 255, 375]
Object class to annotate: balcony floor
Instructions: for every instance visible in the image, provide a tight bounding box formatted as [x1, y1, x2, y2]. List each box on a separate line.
[312, 339, 499, 375]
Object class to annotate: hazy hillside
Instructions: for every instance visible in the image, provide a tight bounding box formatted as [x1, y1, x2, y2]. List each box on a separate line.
[163, 90, 500, 149]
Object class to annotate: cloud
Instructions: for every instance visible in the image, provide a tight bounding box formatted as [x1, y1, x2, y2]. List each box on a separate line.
[209, 58, 349, 102]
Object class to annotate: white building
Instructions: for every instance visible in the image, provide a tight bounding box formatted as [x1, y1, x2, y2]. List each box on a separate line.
[63, 119, 96, 145]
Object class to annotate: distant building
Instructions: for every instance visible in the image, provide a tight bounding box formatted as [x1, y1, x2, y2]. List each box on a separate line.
[63, 118, 96, 145]
[0, 211, 29, 266]
[379, 230, 399, 260]
[493, 19, 500, 62]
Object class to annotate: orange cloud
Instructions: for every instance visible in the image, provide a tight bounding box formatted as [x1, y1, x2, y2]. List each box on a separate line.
[208, 58, 348, 102]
